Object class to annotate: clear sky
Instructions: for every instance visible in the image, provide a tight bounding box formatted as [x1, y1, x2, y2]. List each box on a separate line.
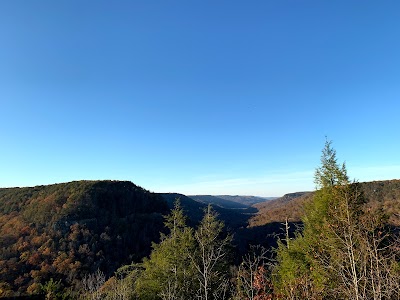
[1, 1, 399, 196]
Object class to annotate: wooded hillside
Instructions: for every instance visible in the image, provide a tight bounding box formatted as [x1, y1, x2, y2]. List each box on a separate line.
[249, 180, 400, 227]
[0, 177, 399, 298]
[0, 181, 168, 296]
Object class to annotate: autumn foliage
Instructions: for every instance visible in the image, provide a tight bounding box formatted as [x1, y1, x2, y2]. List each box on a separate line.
[0, 180, 168, 296]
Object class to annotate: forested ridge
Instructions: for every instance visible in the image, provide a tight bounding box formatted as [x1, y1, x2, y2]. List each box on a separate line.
[0, 143, 399, 299]
[250, 180, 400, 226]
[0, 181, 169, 296]
[188, 195, 270, 209]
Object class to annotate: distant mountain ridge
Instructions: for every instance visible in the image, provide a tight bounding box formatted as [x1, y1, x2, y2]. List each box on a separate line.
[189, 195, 275, 208]
[159, 193, 257, 229]
[249, 179, 400, 227]
[215, 195, 277, 206]
[189, 195, 249, 209]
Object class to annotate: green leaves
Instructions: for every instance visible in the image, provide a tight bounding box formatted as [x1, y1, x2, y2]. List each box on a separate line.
[135, 200, 197, 300]
[314, 139, 349, 189]
[136, 202, 233, 300]
[274, 140, 400, 299]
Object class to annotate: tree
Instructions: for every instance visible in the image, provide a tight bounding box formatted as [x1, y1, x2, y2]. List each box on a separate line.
[101, 264, 139, 300]
[233, 245, 274, 300]
[273, 140, 400, 300]
[135, 200, 197, 300]
[41, 278, 64, 300]
[314, 139, 348, 188]
[82, 269, 106, 300]
[191, 205, 232, 300]
[273, 140, 347, 299]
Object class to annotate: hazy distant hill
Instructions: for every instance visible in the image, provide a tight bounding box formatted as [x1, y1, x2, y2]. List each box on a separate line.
[189, 195, 249, 209]
[217, 195, 278, 206]
[212, 195, 276, 206]
[249, 180, 400, 227]
[0, 181, 168, 295]
[159, 193, 257, 230]
[159, 193, 206, 226]
[189, 195, 274, 208]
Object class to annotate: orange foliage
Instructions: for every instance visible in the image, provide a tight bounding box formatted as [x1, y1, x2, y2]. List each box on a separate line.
[27, 252, 41, 265]
[253, 266, 275, 300]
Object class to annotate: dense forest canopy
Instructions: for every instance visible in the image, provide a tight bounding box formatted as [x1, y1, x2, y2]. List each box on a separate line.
[0, 181, 169, 296]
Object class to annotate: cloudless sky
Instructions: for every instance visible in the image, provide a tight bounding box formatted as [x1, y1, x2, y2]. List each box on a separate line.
[1, 1, 399, 196]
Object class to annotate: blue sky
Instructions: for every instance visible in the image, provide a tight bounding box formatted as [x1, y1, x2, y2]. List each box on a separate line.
[1, 1, 399, 196]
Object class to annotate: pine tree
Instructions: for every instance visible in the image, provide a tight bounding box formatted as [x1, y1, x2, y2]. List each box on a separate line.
[274, 140, 349, 299]
[135, 200, 197, 300]
[314, 139, 348, 189]
[273, 140, 400, 300]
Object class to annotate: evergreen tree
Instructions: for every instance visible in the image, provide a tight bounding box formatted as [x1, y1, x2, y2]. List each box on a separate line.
[273, 140, 400, 299]
[274, 140, 347, 299]
[135, 200, 197, 300]
[314, 139, 348, 188]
